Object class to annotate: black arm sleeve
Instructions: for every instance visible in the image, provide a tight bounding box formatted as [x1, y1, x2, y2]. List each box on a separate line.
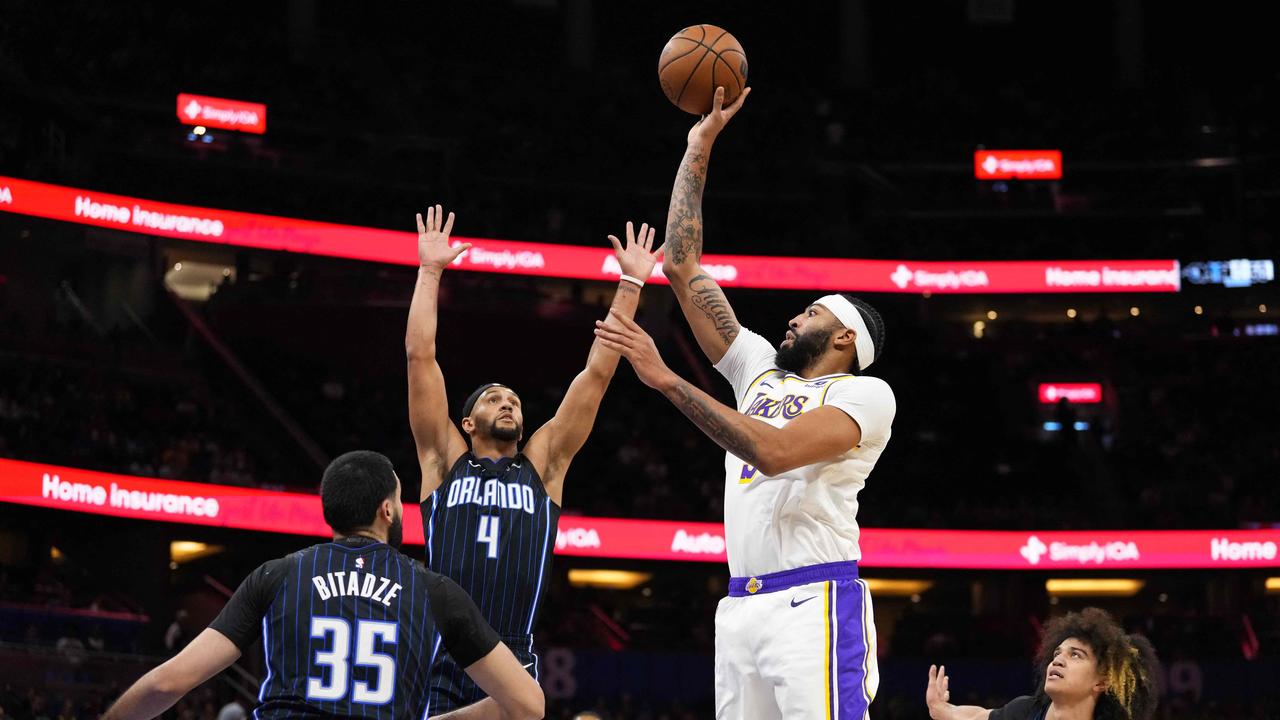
[989, 695, 1043, 720]
[427, 573, 501, 668]
[209, 557, 288, 650]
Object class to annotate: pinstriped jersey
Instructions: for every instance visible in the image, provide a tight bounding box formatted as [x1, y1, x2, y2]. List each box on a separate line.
[208, 537, 498, 720]
[421, 453, 560, 638]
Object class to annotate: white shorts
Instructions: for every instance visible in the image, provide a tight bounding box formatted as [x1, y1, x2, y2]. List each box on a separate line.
[715, 562, 878, 719]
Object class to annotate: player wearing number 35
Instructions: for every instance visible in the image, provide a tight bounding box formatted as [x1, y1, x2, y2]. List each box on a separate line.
[408, 206, 663, 714]
[102, 450, 543, 720]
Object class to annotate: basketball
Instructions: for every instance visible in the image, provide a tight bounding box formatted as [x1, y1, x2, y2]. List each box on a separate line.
[658, 25, 748, 115]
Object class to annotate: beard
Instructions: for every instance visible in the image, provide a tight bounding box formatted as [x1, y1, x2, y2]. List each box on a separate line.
[486, 416, 523, 443]
[387, 513, 404, 550]
[775, 326, 833, 374]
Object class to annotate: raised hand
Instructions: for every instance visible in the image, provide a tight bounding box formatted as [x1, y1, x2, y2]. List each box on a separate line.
[608, 221, 664, 282]
[689, 85, 751, 146]
[416, 204, 471, 270]
[925, 664, 955, 720]
[594, 309, 674, 390]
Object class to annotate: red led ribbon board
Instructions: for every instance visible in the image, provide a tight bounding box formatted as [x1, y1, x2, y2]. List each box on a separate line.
[0, 176, 1180, 293]
[3, 460, 1276, 569]
[975, 150, 1063, 180]
[176, 93, 267, 134]
[1038, 383, 1104, 404]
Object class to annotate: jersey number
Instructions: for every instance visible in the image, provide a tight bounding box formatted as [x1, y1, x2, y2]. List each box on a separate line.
[306, 617, 398, 705]
[477, 515, 500, 559]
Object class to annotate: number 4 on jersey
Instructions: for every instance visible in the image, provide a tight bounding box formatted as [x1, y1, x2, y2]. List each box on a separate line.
[477, 515, 501, 559]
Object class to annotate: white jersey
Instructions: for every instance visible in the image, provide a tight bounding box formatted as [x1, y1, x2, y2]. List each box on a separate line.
[714, 327, 896, 578]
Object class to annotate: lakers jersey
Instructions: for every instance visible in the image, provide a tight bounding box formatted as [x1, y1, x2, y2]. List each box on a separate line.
[713, 327, 896, 578]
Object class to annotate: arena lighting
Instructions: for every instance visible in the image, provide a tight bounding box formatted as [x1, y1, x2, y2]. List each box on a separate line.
[0, 176, 1184, 294]
[567, 569, 653, 590]
[1045, 579, 1145, 597]
[170, 540, 223, 564]
[862, 579, 933, 597]
[1266, 577, 1280, 594]
[7, 459, 1280, 569]
[986, 310, 998, 320]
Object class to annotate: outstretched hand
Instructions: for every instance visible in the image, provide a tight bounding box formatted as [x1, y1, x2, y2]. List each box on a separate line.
[608, 221, 664, 281]
[417, 204, 471, 270]
[594, 310, 674, 390]
[689, 86, 751, 146]
[925, 664, 955, 720]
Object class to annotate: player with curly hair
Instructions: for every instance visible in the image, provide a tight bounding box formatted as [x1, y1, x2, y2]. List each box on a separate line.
[925, 607, 1160, 720]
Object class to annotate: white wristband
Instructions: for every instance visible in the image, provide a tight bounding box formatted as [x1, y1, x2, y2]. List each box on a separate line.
[619, 274, 645, 288]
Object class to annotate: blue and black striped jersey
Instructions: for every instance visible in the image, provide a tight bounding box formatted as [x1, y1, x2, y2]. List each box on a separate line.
[209, 537, 498, 719]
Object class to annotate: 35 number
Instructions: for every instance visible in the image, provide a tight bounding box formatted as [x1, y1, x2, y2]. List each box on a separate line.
[306, 618, 398, 705]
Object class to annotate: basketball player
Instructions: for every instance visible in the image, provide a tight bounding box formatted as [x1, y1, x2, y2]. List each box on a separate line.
[925, 607, 1160, 720]
[408, 206, 662, 712]
[101, 451, 543, 720]
[594, 86, 895, 719]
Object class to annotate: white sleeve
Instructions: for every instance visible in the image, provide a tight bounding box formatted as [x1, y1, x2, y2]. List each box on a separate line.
[712, 326, 779, 403]
[822, 377, 896, 446]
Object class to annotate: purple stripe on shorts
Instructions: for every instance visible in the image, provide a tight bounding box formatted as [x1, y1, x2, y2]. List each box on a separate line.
[835, 579, 871, 719]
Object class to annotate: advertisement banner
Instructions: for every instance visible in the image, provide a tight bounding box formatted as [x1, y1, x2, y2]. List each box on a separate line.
[176, 93, 267, 134]
[4, 460, 1276, 568]
[0, 176, 1180, 293]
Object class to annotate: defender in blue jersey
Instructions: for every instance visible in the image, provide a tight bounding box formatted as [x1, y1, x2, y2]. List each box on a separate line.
[407, 206, 662, 713]
[102, 451, 543, 720]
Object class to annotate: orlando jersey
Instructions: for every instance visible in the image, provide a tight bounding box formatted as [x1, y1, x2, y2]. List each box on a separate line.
[421, 453, 559, 711]
[209, 537, 499, 720]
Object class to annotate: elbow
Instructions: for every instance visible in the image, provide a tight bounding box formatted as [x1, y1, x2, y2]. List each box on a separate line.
[405, 343, 436, 364]
[662, 257, 693, 278]
[148, 666, 190, 697]
[753, 450, 783, 478]
[510, 686, 545, 720]
[583, 364, 614, 385]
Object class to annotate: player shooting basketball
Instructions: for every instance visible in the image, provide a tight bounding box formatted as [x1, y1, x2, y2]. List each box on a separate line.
[594, 86, 896, 719]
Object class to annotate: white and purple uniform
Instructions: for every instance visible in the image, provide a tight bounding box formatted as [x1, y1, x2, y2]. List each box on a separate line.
[713, 326, 896, 720]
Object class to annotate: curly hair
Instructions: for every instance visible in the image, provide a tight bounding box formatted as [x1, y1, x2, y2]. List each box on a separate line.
[1032, 608, 1160, 720]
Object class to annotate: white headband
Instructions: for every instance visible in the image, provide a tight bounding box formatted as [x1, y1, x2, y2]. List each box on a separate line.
[814, 294, 877, 371]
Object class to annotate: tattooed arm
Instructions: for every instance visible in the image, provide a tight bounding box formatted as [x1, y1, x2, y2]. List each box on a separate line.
[594, 311, 861, 477]
[662, 86, 751, 364]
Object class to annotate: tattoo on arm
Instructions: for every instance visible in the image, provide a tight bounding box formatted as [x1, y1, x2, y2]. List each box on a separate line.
[688, 275, 740, 347]
[666, 148, 708, 265]
[671, 382, 760, 466]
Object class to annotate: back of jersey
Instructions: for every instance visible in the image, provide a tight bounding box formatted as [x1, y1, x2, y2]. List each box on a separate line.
[255, 538, 440, 719]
